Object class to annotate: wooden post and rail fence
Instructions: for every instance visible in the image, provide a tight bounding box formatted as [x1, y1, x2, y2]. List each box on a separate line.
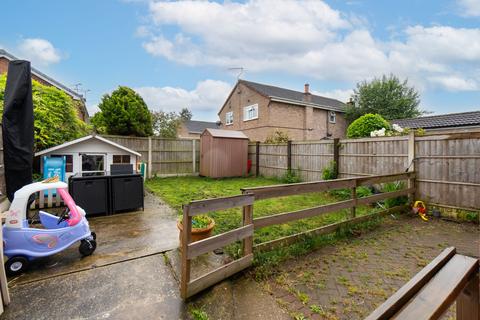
[180, 171, 415, 299]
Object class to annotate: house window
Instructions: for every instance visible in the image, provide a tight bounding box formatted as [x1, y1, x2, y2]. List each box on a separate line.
[226, 111, 234, 125]
[81, 154, 105, 173]
[51, 154, 73, 172]
[113, 155, 130, 164]
[329, 111, 336, 124]
[243, 104, 258, 121]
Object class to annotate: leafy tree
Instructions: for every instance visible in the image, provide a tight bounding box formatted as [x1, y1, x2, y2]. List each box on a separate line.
[346, 74, 422, 122]
[347, 113, 390, 138]
[179, 108, 192, 121]
[92, 86, 153, 136]
[151, 111, 181, 138]
[0, 74, 88, 152]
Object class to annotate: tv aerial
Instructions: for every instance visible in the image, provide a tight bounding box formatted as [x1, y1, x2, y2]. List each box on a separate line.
[228, 67, 244, 79]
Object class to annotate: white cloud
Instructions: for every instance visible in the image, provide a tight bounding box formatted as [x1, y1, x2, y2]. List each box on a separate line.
[457, 0, 480, 17]
[312, 89, 353, 103]
[134, 79, 232, 114]
[17, 38, 62, 66]
[428, 75, 478, 91]
[140, 0, 480, 93]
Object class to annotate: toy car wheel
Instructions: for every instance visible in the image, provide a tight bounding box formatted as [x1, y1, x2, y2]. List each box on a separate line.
[91, 232, 96, 240]
[5, 256, 29, 276]
[79, 239, 97, 256]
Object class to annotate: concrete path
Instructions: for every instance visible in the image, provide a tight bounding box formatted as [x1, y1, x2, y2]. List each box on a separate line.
[1, 192, 288, 320]
[9, 193, 179, 286]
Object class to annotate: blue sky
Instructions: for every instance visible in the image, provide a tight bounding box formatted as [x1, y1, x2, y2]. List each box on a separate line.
[0, 0, 479, 121]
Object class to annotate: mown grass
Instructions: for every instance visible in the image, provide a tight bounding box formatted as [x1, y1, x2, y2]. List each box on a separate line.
[146, 176, 384, 262]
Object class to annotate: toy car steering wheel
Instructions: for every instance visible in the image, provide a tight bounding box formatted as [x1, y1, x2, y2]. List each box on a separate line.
[57, 208, 70, 225]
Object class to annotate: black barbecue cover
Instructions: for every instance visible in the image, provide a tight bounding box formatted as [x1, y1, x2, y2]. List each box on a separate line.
[2, 60, 34, 201]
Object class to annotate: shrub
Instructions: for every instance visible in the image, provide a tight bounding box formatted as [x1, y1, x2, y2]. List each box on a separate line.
[92, 86, 153, 137]
[265, 130, 290, 143]
[281, 169, 302, 184]
[347, 113, 390, 138]
[0, 74, 88, 152]
[322, 161, 337, 180]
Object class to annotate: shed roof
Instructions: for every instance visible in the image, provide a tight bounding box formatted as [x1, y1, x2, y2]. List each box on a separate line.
[392, 111, 480, 129]
[35, 135, 141, 157]
[203, 128, 248, 139]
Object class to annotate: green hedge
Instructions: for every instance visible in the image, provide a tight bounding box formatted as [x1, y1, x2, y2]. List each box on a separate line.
[347, 113, 390, 138]
[0, 74, 89, 151]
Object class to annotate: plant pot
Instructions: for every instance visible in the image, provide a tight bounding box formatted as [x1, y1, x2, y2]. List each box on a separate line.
[177, 219, 215, 249]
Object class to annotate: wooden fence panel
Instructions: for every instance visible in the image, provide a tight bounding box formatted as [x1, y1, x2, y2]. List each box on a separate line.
[292, 141, 333, 181]
[415, 134, 480, 209]
[103, 135, 200, 176]
[258, 143, 288, 178]
[339, 137, 409, 178]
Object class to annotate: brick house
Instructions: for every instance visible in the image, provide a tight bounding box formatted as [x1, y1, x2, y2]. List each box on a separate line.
[177, 120, 219, 139]
[217, 80, 347, 141]
[0, 49, 89, 122]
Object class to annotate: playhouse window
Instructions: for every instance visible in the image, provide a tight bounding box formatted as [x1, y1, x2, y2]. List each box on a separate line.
[81, 154, 105, 173]
[113, 155, 130, 164]
[51, 154, 73, 172]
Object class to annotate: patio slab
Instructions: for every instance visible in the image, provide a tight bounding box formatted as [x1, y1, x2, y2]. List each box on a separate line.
[8, 192, 179, 285]
[265, 215, 479, 319]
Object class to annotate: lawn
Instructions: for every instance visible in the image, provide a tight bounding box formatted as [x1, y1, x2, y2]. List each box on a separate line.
[146, 176, 383, 258]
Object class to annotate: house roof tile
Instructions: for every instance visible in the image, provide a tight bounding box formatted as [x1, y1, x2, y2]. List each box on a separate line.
[185, 120, 219, 133]
[392, 111, 480, 129]
[239, 80, 346, 112]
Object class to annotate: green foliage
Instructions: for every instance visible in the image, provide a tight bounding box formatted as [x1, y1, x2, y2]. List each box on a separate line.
[381, 181, 408, 208]
[0, 74, 88, 152]
[178, 214, 213, 229]
[179, 107, 192, 121]
[347, 113, 390, 138]
[92, 86, 153, 137]
[322, 160, 338, 180]
[329, 186, 372, 200]
[151, 110, 181, 138]
[264, 130, 290, 143]
[281, 169, 302, 184]
[346, 74, 422, 122]
[189, 309, 209, 320]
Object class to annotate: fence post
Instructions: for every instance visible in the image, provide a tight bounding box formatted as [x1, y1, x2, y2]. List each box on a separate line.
[407, 131, 415, 202]
[333, 138, 340, 178]
[148, 136, 152, 178]
[242, 203, 253, 255]
[192, 139, 196, 173]
[255, 141, 260, 177]
[287, 140, 292, 171]
[351, 180, 357, 218]
[180, 205, 192, 299]
[457, 274, 479, 320]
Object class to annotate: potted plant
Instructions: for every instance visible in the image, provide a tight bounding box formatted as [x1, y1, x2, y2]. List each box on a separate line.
[177, 214, 215, 247]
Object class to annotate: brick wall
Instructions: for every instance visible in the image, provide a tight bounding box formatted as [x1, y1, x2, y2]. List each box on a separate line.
[218, 82, 347, 142]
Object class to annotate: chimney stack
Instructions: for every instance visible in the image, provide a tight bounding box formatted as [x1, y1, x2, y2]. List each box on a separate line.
[304, 83, 310, 94]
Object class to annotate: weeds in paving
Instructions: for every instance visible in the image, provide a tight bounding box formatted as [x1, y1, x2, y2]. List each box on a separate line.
[189, 308, 209, 320]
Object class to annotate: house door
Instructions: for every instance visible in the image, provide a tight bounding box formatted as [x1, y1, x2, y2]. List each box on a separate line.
[81, 154, 106, 175]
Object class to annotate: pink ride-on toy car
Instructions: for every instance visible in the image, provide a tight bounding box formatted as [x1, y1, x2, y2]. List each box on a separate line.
[2, 179, 97, 276]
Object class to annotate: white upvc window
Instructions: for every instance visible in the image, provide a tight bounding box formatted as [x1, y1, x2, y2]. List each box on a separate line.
[329, 111, 336, 124]
[225, 111, 234, 125]
[243, 104, 258, 121]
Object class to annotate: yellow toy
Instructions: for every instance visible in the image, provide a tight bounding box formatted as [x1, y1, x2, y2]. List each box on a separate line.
[412, 200, 428, 221]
